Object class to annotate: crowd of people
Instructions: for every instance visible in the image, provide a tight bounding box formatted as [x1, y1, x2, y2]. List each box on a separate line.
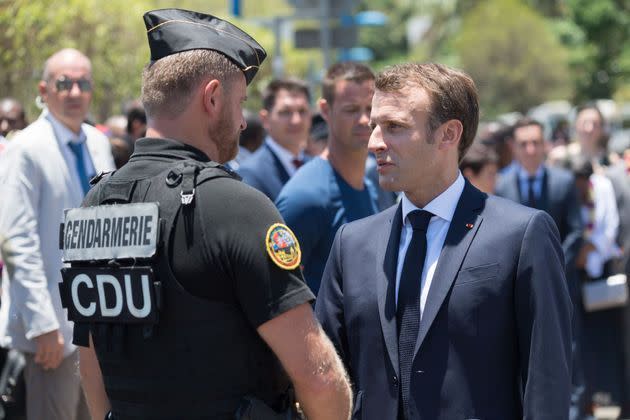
[0, 7, 628, 420]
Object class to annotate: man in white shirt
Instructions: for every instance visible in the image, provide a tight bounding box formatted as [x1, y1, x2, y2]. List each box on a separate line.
[0, 48, 115, 420]
[316, 63, 572, 419]
[238, 78, 311, 201]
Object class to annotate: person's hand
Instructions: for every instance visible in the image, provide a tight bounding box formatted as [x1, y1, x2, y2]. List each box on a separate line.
[34, 329, 64, 370]
[576, 242, 596, 269]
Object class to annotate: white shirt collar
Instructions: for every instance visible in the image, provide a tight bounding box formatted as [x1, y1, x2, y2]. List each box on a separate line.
[517, 163, 544, 181]
[265, 135, 302, 175]
[45, 112, 86, 145]
[401, 171, 465, 224]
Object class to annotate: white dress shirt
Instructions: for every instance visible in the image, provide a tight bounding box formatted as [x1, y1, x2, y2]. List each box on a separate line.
[582, 173, 621, 278]
[47, 113, 97, 182]
[265, 136, 303, 176]
[395, 172, 465, 319]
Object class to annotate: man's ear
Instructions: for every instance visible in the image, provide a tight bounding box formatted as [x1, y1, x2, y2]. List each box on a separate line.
[437, 119, 463, 151]
[38, 80, 48, 103]
[259, 108, 270, 131]
[318, 98, 331, 123]
[202, 79, 222, 118]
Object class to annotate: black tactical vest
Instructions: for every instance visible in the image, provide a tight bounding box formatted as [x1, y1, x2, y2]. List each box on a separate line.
[59, 160, 290, 419]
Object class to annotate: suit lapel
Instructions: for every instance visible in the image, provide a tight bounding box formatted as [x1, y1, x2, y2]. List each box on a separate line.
[413, 182, 485, 356]
[266, 143, 291, 184]
[376, 204, 402, 377]
[512, 170, 525, 205]
[538, 166, 550, 212]
[84, 132, 101, 174]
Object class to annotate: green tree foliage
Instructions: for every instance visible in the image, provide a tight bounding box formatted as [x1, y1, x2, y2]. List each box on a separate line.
[454, 0, 572, 117]
[0, 0, 151, 121]
[0, 0, 304, 122]
[562, 0, 630, 101]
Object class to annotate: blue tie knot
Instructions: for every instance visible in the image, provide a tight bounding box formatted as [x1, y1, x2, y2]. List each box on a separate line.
[407, 210, 433, 231]
[68, 141, 83, 157]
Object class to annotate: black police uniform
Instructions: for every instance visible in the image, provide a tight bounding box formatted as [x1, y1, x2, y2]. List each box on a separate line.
[64, 138, 314, 419]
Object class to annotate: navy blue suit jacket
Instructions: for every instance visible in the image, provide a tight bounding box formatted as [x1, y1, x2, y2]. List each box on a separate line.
[495, 165, 583, 267]
[238, 142, 290, 201]
[316, 181, 572, 420]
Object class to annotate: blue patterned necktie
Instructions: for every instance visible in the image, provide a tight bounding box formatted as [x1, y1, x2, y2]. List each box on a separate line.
[397, 209, 433, 420]
[68, 141, 91, 195]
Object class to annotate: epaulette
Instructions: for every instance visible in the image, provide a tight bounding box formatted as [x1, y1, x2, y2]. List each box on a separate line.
[89, 171, 115, 186]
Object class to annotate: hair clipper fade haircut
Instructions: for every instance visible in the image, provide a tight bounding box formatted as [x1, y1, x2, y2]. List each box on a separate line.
[262, 78, 311, 111]
[141, 49, 241, 118]
[322, 62, 374, 105]
[375, 63, 479, 161]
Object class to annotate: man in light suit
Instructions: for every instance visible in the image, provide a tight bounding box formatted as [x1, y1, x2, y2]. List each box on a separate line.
[316, 63, 572, 419]
[0, 48, 115, 420]
[238, 78, 311, 201]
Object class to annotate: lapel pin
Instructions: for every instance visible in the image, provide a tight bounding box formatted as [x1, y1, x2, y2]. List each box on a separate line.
[465, 223, 474, 229]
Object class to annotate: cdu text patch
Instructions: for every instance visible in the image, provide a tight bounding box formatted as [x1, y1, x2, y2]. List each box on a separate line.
[59, 267, 159, 324]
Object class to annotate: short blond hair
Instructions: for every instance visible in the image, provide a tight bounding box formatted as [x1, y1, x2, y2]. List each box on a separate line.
[141, 49, 241, 118]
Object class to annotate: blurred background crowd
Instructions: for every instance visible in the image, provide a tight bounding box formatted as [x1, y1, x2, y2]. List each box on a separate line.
[0, 0, 629, 419]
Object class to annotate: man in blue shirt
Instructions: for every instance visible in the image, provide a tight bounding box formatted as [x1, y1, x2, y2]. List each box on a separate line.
[276, 62, 378, 294]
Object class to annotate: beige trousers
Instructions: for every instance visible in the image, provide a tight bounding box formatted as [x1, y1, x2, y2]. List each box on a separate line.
[23, 350, 90, 420]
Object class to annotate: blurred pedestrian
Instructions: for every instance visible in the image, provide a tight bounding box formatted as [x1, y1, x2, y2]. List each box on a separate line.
[0, 98, 27, 141]
[276, 62, 379, 294]
[570, 155, 625, 413]
[227, 109, 265, 170]
[459, 140, 499, 193]
[305, 113, 328, 157]
[124, 100, 146, 142]
[238, 78, 311, 201]
[574, 103, 610, 171]
[495, 117, 585, 418]
[0, 48, 115, 420]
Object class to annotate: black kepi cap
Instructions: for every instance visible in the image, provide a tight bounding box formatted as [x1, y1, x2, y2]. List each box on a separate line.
[143, 8, 267, 85]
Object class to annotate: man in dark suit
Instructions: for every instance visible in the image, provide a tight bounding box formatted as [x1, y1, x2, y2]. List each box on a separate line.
[495, 118, 583, 267]
[495, 118, 585, 418]
[316, 63, 572, 419]
[238, 78, 311, 201]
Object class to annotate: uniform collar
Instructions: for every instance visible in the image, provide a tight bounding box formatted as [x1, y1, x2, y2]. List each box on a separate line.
[130, 137, 211, 162]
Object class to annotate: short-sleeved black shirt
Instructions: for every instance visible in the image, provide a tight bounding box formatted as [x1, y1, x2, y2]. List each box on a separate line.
[88, 137, 314, 329]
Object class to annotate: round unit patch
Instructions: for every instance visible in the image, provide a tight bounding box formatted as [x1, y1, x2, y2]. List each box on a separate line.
[265, 223, 301, 270]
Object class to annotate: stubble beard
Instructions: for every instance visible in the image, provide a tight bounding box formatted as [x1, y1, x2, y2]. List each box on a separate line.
[212, 110, 240, 163]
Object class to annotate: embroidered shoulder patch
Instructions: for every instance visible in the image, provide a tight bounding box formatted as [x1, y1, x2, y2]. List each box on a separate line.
[265, 223, 301, 270]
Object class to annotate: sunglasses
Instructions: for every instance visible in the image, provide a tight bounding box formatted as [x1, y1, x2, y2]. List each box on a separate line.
[54, 76, 93, 93]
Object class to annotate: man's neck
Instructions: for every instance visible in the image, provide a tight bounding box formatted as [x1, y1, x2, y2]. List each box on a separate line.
[323, 140, 368, 190]
[49, 111, 82, 134]
[145, 124, 218, 161]
[405, 166, 459, 209]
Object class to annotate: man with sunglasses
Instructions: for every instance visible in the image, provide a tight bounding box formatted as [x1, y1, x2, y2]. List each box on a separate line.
[0, 48, 115, 420]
